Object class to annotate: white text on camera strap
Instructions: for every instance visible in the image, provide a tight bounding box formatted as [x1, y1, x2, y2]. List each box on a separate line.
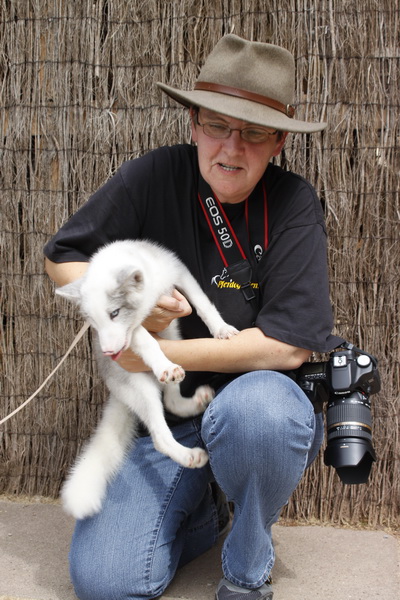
[197, 175, 268, 302]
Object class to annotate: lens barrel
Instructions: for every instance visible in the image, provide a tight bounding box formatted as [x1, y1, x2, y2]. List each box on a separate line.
[326, 393, 372, 442]
[324, 392, 376, 484]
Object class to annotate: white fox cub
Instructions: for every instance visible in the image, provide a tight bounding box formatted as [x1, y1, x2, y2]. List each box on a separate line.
[56, 239, 238, 519]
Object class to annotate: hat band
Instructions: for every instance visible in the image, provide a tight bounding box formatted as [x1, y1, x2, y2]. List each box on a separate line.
[194, 81, 295, 118]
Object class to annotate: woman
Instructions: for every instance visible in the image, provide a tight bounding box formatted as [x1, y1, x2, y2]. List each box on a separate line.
[45, 35, 342, 600]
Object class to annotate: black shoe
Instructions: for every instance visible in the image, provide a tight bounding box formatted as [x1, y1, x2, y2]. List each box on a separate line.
[216, 577, 273, 600]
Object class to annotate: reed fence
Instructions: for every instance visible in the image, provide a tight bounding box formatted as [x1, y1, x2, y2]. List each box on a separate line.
[1, 0, 399, 528]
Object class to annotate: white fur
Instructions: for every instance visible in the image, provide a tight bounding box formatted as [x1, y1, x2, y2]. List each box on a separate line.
[56, 240, 238, 519]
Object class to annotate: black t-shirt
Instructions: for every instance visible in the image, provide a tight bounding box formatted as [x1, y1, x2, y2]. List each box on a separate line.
[44, 144, 343, 397]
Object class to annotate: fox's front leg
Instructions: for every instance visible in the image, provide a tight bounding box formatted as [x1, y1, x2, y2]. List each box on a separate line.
[178, 273, 239, 339]
[131, 325, 184, 383]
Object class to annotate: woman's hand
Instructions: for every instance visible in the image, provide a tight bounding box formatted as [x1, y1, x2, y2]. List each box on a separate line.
[116, 289, 192, 372]
[115, 349, 149, 372]
[142, 289, 192, 332]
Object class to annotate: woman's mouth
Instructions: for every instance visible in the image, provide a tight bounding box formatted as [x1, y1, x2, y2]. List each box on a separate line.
[218, 163, 241, 172]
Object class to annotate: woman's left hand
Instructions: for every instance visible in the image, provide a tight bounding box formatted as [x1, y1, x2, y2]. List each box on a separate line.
[115, 289, 192, 372]
[142, 289, 192, 332]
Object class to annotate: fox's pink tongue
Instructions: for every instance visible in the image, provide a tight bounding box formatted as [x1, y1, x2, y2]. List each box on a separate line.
[111, 350, 123, 361]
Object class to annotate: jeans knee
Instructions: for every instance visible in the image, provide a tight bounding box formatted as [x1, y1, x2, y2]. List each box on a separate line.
[70, 550, 112, 600]
[201, 371, 316, 492]
[71, 565, 168, 600]
[70, 539, 171, 600]
[204, 371, 314, 446]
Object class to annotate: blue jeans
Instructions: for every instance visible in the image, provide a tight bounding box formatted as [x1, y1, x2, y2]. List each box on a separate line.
[69, 370, 324, 600]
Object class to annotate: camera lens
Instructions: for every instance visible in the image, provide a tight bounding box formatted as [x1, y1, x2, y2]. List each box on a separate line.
[324, 392, 376, 484]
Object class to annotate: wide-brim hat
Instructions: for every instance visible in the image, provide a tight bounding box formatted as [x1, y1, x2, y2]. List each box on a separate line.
[157, 34, 326, 134]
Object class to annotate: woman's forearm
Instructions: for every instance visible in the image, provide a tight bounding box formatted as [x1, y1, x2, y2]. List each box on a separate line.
[159, 328, 311, 372]
[117, 327, 311, 374]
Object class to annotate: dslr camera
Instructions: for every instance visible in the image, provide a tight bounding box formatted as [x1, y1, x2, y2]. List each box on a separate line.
[296, 342, 381, 484]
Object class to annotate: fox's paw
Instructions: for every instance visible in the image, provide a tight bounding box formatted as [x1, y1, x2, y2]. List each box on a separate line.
[183, 447, 209, 468]
[193, 385, 215, 410]
[215, 324, 239, 339]
[159, 364, 185, 384]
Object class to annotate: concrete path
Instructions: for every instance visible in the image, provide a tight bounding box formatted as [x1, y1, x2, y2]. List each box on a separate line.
[0, 498, 398, 600]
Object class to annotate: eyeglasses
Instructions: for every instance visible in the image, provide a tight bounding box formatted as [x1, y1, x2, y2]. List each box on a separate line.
[195, 115, 278, 144]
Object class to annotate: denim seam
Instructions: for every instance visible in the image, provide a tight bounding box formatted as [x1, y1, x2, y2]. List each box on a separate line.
[143, 465, 184, 596]
[186, 484, 219, 540]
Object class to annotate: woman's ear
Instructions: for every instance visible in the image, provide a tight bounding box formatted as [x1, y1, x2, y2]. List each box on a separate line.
[271, 132, 288, 157]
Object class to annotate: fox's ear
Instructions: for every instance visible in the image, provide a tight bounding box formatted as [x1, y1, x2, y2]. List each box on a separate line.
[55, 278, 83, 304]
[117, 267, 144, 291]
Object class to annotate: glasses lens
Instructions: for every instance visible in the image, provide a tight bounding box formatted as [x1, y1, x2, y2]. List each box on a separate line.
[198, 116, 277, 143]
[241, 128, 275, 143]
[203, 123, 230, 138]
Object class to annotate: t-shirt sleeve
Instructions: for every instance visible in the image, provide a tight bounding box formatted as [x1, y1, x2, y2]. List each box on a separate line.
[43, 164, 143, 263]
[255, 174, 343, 353]
[43, 146, 199, 265]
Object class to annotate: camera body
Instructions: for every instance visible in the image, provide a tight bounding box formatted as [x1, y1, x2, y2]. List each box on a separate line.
[297, 343, 381, 484]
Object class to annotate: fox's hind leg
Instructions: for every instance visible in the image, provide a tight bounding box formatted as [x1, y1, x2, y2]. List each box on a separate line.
[163, 383, 214, 417]
[126, 373, 209, 468]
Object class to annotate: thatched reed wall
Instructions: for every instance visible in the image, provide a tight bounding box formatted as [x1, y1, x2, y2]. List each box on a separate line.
[1, 0, 399, 528]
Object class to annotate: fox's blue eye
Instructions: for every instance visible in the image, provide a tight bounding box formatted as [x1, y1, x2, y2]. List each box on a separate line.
[110, 309, 120, 319]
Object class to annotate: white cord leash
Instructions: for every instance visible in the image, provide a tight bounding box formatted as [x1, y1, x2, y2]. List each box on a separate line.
[0, 322, 90, 426]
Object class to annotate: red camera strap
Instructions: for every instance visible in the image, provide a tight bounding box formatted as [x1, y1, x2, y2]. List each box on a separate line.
[197, 175, 268, 302]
